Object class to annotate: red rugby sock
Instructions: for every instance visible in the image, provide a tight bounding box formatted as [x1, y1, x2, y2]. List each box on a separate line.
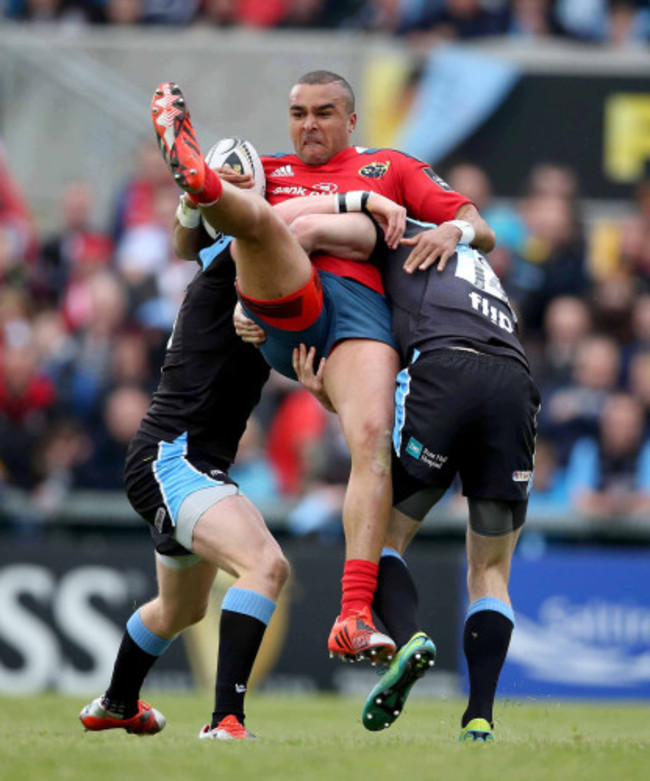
[188, 163, 223, 205]
[340, 559, 378, 618]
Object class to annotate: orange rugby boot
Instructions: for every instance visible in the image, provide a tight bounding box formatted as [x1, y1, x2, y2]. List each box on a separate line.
[151, 81, 205, 193]
[80, 696, 166, 735]
[328, 605, 396, 664]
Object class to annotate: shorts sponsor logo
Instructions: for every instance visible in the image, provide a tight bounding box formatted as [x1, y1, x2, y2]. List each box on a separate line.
[406, 438, 448, 469]
[512, 470, 532, 482]
[210, 469, 225, 481]
[235, 683, 247, 693]
[406, 437, 423, 458]
[154, 507, 167, 533]
[359, 161, 390, 179]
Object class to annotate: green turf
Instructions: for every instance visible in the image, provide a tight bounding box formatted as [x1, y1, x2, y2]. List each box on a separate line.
[1, 693, 648, 781]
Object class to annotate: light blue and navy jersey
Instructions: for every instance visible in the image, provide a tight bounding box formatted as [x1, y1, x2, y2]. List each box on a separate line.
[382, 220, 528, 370]
[137, 237, 270, 466]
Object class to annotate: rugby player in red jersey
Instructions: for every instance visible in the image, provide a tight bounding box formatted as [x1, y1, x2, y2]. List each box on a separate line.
[150, 71, 495, 665]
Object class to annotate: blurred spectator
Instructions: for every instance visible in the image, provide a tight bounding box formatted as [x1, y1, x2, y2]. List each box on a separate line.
[508, 0, 566, 37]
[61, 270, 130, 420]
[74, 384, 150, 489]
[527, 436, 569, 517]
[510, 163, 589, 333]
[114, 181, 186, 322]
[406, 0, 510, 41]
[619, 178, 650, 285]
[229, 415, 280, 504]
[37, 180, 113, 306]
[142, 0, 200, 24]
[279, 0, 330, 27]
[445, 161, 525, 283]
[0, 339, 57, 488]
[528, 294, 593, 390]
[111, 139, 171, 242]
[621, 293, 650, 381]
[627, 350, 650, 429]
[103, 0, 144, 24]
[589, 270, 637, 344]
[286, 413, 351, 540]
[0, 140, 38, 279]
[565, 392, 650, 518]
[540, 334, 621, 463]
[266, 387, 328, 497]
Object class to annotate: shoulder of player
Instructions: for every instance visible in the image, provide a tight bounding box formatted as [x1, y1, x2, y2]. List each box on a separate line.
[353, 146, 426, 167]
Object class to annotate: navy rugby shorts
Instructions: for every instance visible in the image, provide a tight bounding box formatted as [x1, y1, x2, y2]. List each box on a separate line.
[393, 348, 541, 505]
[125, 432, 239, 558]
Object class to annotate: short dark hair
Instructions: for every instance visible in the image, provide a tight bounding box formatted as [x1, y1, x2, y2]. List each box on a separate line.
[295, 70, 355, 113]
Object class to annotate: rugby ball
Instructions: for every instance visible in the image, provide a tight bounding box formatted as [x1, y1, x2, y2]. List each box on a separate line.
[202, 137, 266, 240]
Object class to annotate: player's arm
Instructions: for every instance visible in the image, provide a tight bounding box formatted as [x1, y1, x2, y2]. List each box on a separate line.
[394, 155, 495, 272]
[174, 164, 257, 260]
[173, 194, 212, 260]
[400, 202, 496, 274]
[274, 191, 406, 249]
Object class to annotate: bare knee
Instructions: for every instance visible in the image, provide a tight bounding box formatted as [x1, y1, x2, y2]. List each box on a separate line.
[144, 595, 210, 637]
[347, 418, 392, 476]
[259, 544, 291, 598]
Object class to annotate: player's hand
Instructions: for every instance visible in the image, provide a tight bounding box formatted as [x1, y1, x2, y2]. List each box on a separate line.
[233, 302, 266, 345]
[292, 343, 335, 413]
[215, 164, 255, 189]
[400, 224, 462, 273]
[365, 193, 406, 250]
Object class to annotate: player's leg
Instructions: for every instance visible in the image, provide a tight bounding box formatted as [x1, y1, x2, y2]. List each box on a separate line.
[190, 494, 290, 739]
[80, 555, 217, 735]
[362, 466, 442, 732]
[459, 502, 524, 744]
[322, 338, 399, 662]
[152, 81, 311, 300]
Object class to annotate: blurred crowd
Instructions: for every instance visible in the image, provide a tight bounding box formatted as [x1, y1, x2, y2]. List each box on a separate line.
[2, 131, 650, 534]
[2, 0, 649, 48]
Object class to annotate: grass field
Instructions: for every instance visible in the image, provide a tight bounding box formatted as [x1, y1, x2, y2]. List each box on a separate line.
[1, 693, 648, 781]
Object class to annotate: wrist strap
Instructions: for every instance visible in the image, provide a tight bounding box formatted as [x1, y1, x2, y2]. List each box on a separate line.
[446, 219, 476, 245]
[175, 196, 201, 229]
[335, 191, 371, 213]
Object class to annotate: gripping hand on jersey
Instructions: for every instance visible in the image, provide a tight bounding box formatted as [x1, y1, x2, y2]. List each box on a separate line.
[292, 343, 335, 413]
[400, 223, 464, 274]
[233, 302, 266, 345]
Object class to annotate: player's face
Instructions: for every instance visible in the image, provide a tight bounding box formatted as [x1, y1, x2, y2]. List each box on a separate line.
[288, 82, 357, 166]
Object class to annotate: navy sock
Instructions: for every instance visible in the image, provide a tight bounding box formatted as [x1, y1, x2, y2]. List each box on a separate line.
[212, 610, 267, 727]
[461, 607, 514, 728]
[103, 610, 173, 719]
[211, 588, 275, 728]
[372, 550, 420, 648]
[103, 633, 157, 718]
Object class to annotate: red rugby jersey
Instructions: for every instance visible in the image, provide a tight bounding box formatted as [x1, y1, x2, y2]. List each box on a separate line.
[262, 146, 472, 294]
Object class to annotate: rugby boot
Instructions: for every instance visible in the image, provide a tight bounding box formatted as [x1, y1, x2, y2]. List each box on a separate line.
[151, 81, 205, 193]
[198, 715, 256, 740]
[362, 631, 436, 731]
[458, 718, 495, 743]
[80, 696, 166, 735]
[328, 605, 396, 664]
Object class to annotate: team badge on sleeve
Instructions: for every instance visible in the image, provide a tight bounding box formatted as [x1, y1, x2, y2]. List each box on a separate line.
[359, 161, 390, 179]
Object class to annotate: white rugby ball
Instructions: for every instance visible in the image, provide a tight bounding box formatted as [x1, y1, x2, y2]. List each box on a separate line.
[202, 137, 266, 240]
